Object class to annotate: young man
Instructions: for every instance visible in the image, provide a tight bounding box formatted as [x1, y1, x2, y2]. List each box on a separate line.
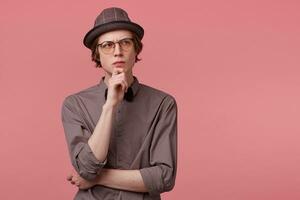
[61, 7, 177, 200]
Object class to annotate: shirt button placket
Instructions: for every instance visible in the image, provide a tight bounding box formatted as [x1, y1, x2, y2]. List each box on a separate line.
[115, 102, 123, 168]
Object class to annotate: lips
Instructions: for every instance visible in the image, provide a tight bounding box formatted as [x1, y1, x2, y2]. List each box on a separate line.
[113, 61, 125, 65]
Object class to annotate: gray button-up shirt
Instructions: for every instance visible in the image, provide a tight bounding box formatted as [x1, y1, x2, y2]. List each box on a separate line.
[61, 77, 177, 200]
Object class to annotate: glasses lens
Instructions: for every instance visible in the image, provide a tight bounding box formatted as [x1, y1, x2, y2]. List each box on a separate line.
[99, 41, 114, 54]
[119, 38, 133, 50]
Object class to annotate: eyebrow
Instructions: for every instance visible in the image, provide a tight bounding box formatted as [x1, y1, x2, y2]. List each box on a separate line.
[98, 36, 132, 44]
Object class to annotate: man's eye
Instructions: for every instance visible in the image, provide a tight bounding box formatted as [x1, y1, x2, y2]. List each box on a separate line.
[120, 39, 132, 45]
[102, 42, 114, 48]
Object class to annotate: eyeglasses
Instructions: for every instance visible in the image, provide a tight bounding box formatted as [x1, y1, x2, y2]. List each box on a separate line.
[97, 38, 134, 54]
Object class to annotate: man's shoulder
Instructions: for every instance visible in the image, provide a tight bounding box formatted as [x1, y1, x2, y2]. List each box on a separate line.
[62, 84, 100, 106]
[139, 83, 176, 104]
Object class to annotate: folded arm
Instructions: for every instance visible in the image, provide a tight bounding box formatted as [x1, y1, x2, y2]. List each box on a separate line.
[62, 96, 112, 181]
[67, 95, 178, 196]
[67, 168, 147, 192]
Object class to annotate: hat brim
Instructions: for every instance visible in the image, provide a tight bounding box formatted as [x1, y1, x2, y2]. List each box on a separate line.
[83, 21, 144, 49]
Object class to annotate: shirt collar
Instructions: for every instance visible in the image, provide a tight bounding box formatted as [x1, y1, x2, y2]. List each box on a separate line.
[98, 76, 140, 102]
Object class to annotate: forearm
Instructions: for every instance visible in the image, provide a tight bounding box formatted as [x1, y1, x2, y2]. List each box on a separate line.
[88, 103, 116, 162]
[96, 168, 148, 193]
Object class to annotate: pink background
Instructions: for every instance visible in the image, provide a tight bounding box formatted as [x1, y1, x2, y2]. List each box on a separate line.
[1, 0, 300, 199]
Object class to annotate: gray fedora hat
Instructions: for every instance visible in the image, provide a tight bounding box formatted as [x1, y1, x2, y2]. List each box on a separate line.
[83, 7, 144, 49]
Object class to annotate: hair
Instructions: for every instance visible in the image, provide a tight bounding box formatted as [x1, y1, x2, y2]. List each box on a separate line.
[90, 31, 143, 68]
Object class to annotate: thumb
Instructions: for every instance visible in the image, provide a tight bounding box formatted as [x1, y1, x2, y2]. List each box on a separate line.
[66, 174, 73, 181]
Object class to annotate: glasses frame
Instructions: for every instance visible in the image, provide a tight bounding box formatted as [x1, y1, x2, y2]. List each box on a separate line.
[97, 38, 134, 54]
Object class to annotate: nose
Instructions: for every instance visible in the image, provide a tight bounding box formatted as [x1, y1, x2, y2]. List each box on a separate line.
[113, 43, 123, 56]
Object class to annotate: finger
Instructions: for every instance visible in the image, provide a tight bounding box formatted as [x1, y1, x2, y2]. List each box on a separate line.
[111, 79, 126, 92]
[110, 79, 122, 90]
[66, 174, 73, 181]
[72, 176, 78, 183]
[112, 76, 128, 89]
[112, 71, 119, 76]
[117, 82, 125, 92]
[120, 80, 128, 92]
[112, 72, 124, 80]
[114, 67, 124, 73]
[120, 80, 127, 92]
[112, 68, 122, 76]
[123, 80, 128, 92]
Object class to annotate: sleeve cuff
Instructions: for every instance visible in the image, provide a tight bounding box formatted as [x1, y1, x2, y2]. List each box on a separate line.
[76, 144, 107, 180]
[140, 166, 163, 196]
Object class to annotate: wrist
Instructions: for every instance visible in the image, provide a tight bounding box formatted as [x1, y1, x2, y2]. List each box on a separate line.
[102, 102, 117, 111]
[97, 169, 109, 186]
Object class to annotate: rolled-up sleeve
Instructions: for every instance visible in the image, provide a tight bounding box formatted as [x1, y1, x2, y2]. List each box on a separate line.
[140, 96, 178, 196]
[61, 96, 106, 181]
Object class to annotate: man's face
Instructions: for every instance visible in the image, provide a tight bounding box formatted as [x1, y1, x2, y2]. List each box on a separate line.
[97, 30, 137, 75]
